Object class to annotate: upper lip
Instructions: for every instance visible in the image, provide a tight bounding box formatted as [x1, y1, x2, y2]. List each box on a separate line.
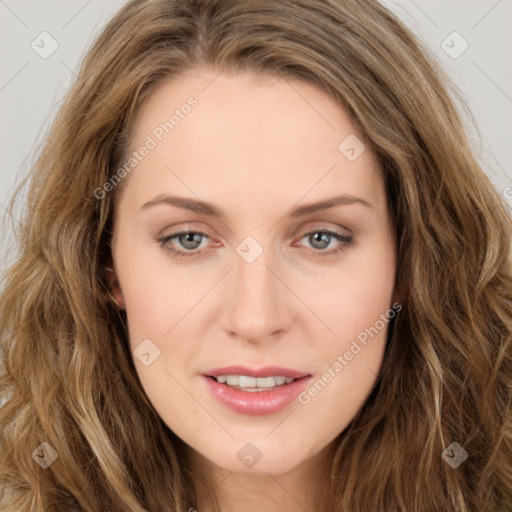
[204, 366, 310, 379]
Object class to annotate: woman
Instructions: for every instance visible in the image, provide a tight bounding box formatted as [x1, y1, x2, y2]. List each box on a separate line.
[1, 0, 511, 510]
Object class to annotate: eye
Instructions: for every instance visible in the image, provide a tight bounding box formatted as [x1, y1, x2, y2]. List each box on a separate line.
[295, 228, 353, 257]
[156, 230, 212, 258]
[156, 227, 354, 259]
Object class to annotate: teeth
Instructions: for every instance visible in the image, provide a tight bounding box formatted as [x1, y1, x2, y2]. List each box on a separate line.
[213, 375, 296, 390]
[226, 375, 239, 386]
[239, 375, 257, 387]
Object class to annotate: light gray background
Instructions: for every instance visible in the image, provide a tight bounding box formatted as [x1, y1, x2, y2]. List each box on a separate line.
[1, 0, 511, 273]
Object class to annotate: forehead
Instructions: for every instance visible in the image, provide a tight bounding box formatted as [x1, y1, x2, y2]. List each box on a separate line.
[122, 68, 384, 214]
[133, 68, 362, 154]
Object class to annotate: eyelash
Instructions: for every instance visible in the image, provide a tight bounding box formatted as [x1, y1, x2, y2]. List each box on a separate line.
[156, 227, 353, 259]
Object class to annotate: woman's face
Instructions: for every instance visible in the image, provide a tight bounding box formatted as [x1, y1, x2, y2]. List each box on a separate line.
[111, 68, 397, 476]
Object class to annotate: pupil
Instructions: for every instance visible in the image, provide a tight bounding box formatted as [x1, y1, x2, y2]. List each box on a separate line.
[311, 232, 330, 249]
[181, 232, 201, 249]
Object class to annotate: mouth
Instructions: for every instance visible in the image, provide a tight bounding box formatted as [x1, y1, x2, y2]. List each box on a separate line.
[205, 374, 302, 391]
[204, 365, 310, 391]
[202, 366, 312, 415]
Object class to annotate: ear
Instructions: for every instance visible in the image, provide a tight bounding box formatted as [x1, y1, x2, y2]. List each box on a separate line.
[106, 265, 125, 309]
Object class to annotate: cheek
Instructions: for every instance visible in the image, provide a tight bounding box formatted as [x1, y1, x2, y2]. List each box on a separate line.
[297, 243, 395, 413]
[297, 284, 394, 436]
[116, 244, 212, 341]
[305, 242, 396, 344]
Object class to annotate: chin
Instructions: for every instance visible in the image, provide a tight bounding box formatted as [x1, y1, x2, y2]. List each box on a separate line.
[200, 440, 313, 476]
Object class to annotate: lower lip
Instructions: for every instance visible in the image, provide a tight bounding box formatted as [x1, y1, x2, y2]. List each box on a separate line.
[202, 375, 312, 415]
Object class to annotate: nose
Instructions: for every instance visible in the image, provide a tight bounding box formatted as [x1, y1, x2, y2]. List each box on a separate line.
[219, 244, 293, 344]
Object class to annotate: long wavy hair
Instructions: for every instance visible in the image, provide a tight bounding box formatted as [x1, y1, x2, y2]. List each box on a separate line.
[1, 0, 511, 510]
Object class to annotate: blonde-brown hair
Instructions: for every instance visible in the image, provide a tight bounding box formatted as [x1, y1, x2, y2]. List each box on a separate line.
[1, 0, 511, 510]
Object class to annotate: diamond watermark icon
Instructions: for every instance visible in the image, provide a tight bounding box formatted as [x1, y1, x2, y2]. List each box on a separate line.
[236, 236, 263, 264]
[32, 442, 58, 469]
[237, 442, 263, 468]
[133, 338, 161, 366]
[441, 442, 468, 468]
[441, 31, 469, 59]
[31, 32, 59, 59]
[338, 134, 365, 161]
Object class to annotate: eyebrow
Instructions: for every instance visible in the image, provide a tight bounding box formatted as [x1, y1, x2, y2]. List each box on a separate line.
[140, 194, 373, 218]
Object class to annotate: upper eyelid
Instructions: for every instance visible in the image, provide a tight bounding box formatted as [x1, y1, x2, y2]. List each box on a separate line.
[158, 220, 351, 238]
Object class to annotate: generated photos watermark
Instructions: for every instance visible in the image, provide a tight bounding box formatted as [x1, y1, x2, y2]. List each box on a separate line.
[94, 96, 198, 200]
[298, 301, 402, 405]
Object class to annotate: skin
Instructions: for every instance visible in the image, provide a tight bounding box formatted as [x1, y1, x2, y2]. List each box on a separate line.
[110, 68, 398, 512]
